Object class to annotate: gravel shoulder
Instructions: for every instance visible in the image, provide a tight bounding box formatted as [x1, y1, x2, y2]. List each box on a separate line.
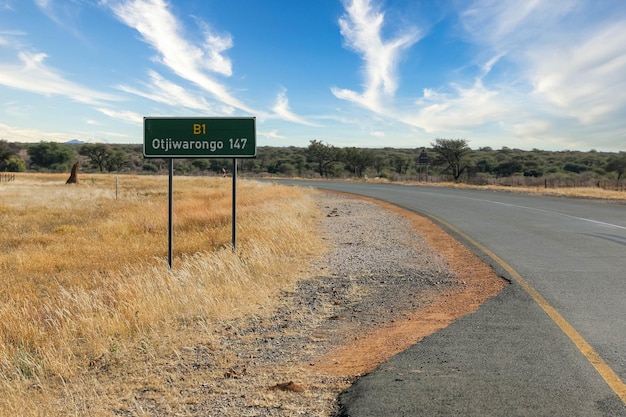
[84, 192, 507, 416]
[186, 192, 507, 416]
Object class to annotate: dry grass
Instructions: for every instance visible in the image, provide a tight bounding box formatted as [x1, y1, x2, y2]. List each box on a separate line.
[0, 173, 324, 416]
[438, 182, 626, 201]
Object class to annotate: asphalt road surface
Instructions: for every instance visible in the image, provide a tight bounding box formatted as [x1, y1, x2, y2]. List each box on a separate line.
[273, 180, 626, 416]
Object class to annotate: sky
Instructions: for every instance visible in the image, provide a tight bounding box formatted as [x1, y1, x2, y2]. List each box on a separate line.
[1, 0, 626, 152]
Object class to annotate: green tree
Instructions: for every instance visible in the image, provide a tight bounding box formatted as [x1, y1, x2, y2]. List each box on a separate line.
[344, 147, 373, 177]
[307, 140, 342, 177]
[80, 144, 113, 172]
[28, 141, 75, 172]
[191, 159, 212, 172]
[5, 156, 26, 172]
[104, 149, 130, 172]
[494, 159, 523, 177]
[606, 152, 626, 181]
[431, 138, 471, 181]
[0, 140, 13, 171]
[372, 154, 388, 176]
[390, 151, 412, 174]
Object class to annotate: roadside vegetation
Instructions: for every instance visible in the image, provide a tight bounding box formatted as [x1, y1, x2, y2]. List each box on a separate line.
[0, 173, 323, 416]
[2, 139, 626, 191]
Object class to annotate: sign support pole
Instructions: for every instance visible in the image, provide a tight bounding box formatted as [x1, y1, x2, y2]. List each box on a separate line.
[168, 158, 174, 269]
[231, 158, 237, 251]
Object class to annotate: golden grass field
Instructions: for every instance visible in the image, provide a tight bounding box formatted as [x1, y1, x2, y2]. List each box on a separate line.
[0, 173, 324, 416]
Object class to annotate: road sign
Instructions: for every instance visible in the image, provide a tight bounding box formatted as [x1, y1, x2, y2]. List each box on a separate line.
[144, 117, 256, 158]
[418, 149, 429, 164]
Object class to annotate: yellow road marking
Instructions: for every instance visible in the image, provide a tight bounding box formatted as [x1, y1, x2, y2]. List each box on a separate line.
[428, 214, 626, 404]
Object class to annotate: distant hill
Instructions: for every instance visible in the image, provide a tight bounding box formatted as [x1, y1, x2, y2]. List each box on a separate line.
[65, 139, 85, 144]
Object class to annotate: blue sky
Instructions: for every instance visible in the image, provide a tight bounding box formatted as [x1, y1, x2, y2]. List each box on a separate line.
[1, 0, 626, 151]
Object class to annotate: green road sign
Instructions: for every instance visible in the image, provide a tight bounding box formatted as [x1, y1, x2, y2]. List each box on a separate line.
[144, 117, 256, 158]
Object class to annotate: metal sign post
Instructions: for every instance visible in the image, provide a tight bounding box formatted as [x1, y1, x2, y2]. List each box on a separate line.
[418, 148, 429, 183]
[168, 158, 174, 269]
[232, 158, 237, 251]
[143, 117, 256, 269]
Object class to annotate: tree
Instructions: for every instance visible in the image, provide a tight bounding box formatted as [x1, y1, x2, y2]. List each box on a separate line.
[0, 140, 12, 170]
[5, 156, 26, 172]
[431, 138, 471, 181]
[104, 149, 130, 172]
[390, 151, 412, 175]
[80, 144, 112, 172]
[344, 147, 373, 177]
[307, 140, 342, 177]
[494, 159, 523, 177]
[28, 141, 75, 172]
[606, 152, 626, 181]
[372, 154, 388, 176]
[192, 159, 212, 172]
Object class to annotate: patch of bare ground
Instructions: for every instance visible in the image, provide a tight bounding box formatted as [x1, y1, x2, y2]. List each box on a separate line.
[312, 194, 507, 378]
[43, 192, 507, 416]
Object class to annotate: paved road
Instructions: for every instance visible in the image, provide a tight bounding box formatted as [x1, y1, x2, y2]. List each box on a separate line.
[273, 181, 626, 416]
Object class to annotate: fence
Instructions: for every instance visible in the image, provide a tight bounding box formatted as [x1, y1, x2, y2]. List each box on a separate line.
[376, 173, 625, 191]
[0, 173, 15, 183]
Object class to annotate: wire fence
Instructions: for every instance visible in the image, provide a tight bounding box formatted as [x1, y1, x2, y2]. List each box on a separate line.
[0, 173, 16, 183]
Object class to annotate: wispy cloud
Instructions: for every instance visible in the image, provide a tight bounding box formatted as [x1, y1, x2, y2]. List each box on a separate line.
[332, 0, 420, 112]
[96, 107, 143, 125]
[260, 129, 287, 140]
[526, 20, 626, 124]
[460, 0, 577, 50]
[106, 0, 256, 114]
[0, 29, 27, 46]
[458, 0, 626, 125]
[34, 0, 86, 39]
[0, 1, 14, 11]
[117, 70, 219, 114]
[0, 121, 81, 142]
[391, 0, 626, 148]
[34, 0, 59, 22]
[0, 51, 118, 104]
[271, 89, 317, 126]
[407, 81, 514, 133]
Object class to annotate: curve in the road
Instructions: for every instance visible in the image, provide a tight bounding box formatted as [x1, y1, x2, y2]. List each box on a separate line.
[424, 210, 626, 405]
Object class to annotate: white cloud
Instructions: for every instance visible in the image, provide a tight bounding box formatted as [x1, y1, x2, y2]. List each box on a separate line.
[259, 129, 286, 140]
[34, 0, 86, 39]
[0, 120, 135, 143]
[271, 89, 317, 126]
[0, 1, 15, 11]
[460, 0, 578, 53]
[34, 0, 52, 13]
[0, 51, 118, 104]
[117, 70, 221, 114]
[407, 80, 513, 133]
[527, 21, 626, 124]
[457, 0, 626, 126]
[332, 0, 420, 112]
[0, 122, 83, 142]
[106, 0, 256, 114]
[96, 107, 143, 124]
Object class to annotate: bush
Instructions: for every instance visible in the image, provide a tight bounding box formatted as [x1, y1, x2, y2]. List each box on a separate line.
[5, 156, 26, 172]
[28, 142, 75, 171]
[142, 162, 159, 173]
